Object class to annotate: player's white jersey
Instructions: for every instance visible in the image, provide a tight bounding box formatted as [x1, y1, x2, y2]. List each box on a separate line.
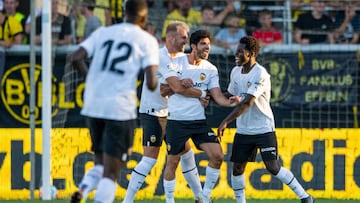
[79, 23, 159, 121]
[227, 63, 275, 134]
[160, 55, 220, 121]
[139, 46, 185, 117]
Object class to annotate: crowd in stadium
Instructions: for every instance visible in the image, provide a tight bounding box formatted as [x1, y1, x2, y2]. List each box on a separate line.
[1, 0, 360, 51]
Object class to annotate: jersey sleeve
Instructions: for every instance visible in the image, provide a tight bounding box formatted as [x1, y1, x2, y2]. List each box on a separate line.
[141, 34, 159, 69]
[158, 60, 178, 80]
[227, 66, 238, 95]
[207, 64, 220, 90]
[79, 27, 103, 58]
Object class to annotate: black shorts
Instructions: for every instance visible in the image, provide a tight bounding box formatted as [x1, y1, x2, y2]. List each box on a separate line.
[230, 132, 278, 163]
[165, 120, 219, 155]
[86, 117, 136, 161]
[140, 113, 167, 147]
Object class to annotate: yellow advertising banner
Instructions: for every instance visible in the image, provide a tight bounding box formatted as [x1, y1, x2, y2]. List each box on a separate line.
[0, 128, 359, 200]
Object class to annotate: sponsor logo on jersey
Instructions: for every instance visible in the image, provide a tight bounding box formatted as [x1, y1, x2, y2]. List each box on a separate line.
[247, 81, 251, 88]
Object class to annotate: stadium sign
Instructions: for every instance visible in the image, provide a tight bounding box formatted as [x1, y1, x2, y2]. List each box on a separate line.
[0, 128, 359, 200]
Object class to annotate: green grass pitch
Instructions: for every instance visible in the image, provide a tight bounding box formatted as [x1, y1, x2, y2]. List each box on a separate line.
[1, 199, 359, 203]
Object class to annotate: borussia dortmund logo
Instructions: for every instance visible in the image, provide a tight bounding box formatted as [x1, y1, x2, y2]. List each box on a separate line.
[263, 58, 295, 103]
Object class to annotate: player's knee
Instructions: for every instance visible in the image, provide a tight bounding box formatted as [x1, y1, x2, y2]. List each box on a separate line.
[166, 157, 180, 170]
[233, 164, 245, 176]
[209, 152, 224, 168]
[266, 164, 280, 175]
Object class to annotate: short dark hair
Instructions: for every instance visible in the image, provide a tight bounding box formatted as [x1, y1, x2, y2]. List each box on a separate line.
[258, 9, 272, 17]
[125, 0, 148, 18]
[201, 4, 214, 12]
[190, 29, 211, 46]
[239, 36, 260, 57]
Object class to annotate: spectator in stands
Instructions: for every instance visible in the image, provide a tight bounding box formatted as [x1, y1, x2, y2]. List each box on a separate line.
[3, 0, 25, 26]
[252, 9, 283, 47]
[163, 0, 175, 13]
[0, 10, 23, 48]
[24, 1, 41, 37]
[145, 21, 156, 35]
[215, 13, 247, 53]
[77, 0, 101, 43]
[161, 0, 202, 40]
[70, 0, 109, 44]
[293, 0, 335, 44]
[327, 0, 360, 8]
[3, 0, 26, 43]
[200, 2, 234, 37]
[95, 0, 110, 26]
[106, 0, 123, 25]
[291, 0, 310, 21]
[333, 1, 360, 44]
[35, 0, 72, 45]
[144, 21, 161, 43]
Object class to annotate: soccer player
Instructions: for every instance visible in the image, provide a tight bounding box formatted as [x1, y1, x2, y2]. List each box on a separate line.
[217, 36, 315, 203]
[159, 29, 239, 203]
[69, 0, 159, 203]
[122, 21, 205, 203]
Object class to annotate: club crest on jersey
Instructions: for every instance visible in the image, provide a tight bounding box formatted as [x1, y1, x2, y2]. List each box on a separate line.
[247, 81, 251, 88]
[167, 63, 175, 70]
[200, 73, 206, 81]
[150, 135, 156, 143]
[167, 144, 171, 151]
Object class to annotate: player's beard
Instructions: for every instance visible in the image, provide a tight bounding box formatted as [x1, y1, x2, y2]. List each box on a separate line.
[179, 45, 186, 53]
[176, 43, 186, 53]
[197, 48, 209, 60]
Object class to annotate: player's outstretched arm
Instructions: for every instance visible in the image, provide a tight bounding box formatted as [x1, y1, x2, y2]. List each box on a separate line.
[218, 93, 255, 136]
[209, 87, 240, 107]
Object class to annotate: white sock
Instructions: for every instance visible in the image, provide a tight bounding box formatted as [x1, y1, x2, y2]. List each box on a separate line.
[180, 149, 202, 198]
[202, 166, 220, 198]
[79, 164, 104, 200]
[231, 174, 246, 203]
[275, 167, 309, 199]
[163, 179, 176, 203]
[123, 156, 156, 203]
[94, 177, 116, 203]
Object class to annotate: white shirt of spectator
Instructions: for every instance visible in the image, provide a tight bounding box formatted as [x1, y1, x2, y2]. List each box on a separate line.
[80, 23, 159, 121]
[227, 63, 275, 134]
